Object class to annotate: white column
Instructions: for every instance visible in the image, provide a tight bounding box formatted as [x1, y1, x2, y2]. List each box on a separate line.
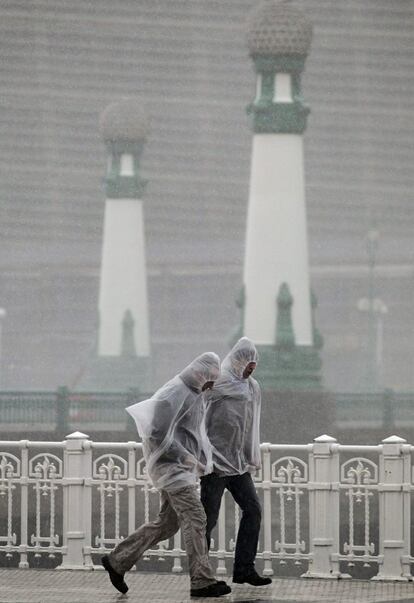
[18, 442, 29, 568]
[372, 435, 411, 581]
[261, 443, 274, 576]
[273, 73, 293, 103]
[58, 431, 92, 570]
[172, 531, 183, 573]
[303, 434, 342, 578]
[216, 501, 227, 575]
[127, 443, 136, 537]
[243, 134, 312, 346]
[98, 199, 150, 357]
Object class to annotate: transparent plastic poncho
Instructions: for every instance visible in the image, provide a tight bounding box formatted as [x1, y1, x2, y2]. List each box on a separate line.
[204, 337, 261, 476]
[126, 352, 220, 492]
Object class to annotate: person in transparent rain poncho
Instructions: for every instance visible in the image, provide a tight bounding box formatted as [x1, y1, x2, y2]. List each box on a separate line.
[200, 338, 272, 587]
[101, 352, 231, 599]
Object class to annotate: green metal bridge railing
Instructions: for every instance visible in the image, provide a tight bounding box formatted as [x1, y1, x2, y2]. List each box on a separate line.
[0, 388, 144, 437]
[0, 388, 413, 437]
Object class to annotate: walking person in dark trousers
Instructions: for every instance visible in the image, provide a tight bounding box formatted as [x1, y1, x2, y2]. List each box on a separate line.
[102, 352, 231, 598]
[201, 337, 272, 587]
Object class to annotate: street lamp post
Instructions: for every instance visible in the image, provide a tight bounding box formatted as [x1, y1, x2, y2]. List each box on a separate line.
[367, 229, 379, 388]
[357, 297, 388, 391]
[357, 229, 387, 391]
[0, 308, 6, 389]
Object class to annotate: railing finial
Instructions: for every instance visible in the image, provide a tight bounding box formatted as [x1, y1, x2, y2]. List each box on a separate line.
[382, 435, 406, 444]
[65, 431, 90, 440]
[313, 434, 337, 443]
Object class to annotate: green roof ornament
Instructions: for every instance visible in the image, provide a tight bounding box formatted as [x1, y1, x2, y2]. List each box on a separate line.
[275, 283, 295, 348]
[311, 289, 324, 350]
[121, 309, 137, 357]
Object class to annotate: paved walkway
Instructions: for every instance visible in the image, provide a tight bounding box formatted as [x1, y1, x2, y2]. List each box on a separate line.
[1, 569, 414, 603]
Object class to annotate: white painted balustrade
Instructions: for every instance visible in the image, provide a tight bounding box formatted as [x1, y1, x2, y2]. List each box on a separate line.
[0, 432, 414, 580]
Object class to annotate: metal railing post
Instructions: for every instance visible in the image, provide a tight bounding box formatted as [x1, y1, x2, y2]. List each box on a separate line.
[18, 441, 29, 568]
[58, 431, 92, 569]
[372, 435, 411, 581]
[303, 434, 342, 578]
[216, 498, 227, 575]
[261, 443, 273, 576]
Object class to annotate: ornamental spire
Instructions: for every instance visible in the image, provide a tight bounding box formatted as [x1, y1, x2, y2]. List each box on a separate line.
[246, 0, 313, 134]
[99, 98, 149, 198]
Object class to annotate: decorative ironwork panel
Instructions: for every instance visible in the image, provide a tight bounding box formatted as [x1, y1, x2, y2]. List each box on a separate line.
[272, 456, 308, 563]
[0, 453, 20, 553]
[29, 454, 63, 557]
[92, 454, 128, 549]
[340, 457, 378, 567]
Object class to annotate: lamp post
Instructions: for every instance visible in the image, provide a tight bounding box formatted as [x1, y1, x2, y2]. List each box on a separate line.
[357, 229, 387, 391]
[357, 297, 388, 391]
[0, 308, 6, 389]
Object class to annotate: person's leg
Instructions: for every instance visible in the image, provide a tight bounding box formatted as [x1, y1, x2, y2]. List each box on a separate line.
[226, 473, 263, 579]
[108, 490, 179, 574]
[167, 485, 218, 590]
[200, 473, 227, 550]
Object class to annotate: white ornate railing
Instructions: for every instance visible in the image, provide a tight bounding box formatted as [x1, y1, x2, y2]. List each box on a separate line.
[1, 432, 414, 580]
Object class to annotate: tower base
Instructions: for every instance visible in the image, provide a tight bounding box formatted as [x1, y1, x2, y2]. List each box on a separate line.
[255, 343, 322, 391]
[74, 355, 151, 393]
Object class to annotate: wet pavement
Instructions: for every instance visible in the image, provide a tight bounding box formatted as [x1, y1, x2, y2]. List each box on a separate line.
[0, 568, 414, 603]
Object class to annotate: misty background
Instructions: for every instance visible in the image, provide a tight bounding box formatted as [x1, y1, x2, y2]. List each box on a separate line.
[0, 0, 413, 394]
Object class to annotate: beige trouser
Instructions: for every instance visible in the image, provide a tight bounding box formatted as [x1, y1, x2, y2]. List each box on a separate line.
[108, 484, 216, 590]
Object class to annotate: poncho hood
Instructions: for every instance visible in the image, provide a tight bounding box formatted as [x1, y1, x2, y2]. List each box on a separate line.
[221, 336, 258, 380]
[179, 351, 220, 392]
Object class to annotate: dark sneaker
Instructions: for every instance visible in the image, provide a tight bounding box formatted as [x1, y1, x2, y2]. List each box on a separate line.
[190, 581, 231, 597]
[233, 570, 272, 586]
[101, 554, 129, 594]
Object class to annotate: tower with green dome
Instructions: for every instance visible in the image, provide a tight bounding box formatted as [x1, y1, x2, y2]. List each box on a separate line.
[98, 99, 150, 362]
[242, 0, 322, 390]
[76, 99, 151, 391]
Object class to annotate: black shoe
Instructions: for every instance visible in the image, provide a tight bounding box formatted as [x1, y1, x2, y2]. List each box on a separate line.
[101, 554, 129, 594]
[191, 581, 231, 597]
[233, 570, 272, 586]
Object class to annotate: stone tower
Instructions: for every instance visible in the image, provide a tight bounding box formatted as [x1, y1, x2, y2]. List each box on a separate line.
[76, 99, 151, 391]
[242, 0, 322, 390]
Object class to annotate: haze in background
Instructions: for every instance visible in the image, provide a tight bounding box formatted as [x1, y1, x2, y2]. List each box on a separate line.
[0, 0, 412, 392]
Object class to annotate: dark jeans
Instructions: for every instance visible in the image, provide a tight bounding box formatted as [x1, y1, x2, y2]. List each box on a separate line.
[200, 471, 261, 577]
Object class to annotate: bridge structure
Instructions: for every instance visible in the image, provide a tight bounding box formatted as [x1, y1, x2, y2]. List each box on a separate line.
[0, 389, 413, 437]
[2, 432, 414, 601]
